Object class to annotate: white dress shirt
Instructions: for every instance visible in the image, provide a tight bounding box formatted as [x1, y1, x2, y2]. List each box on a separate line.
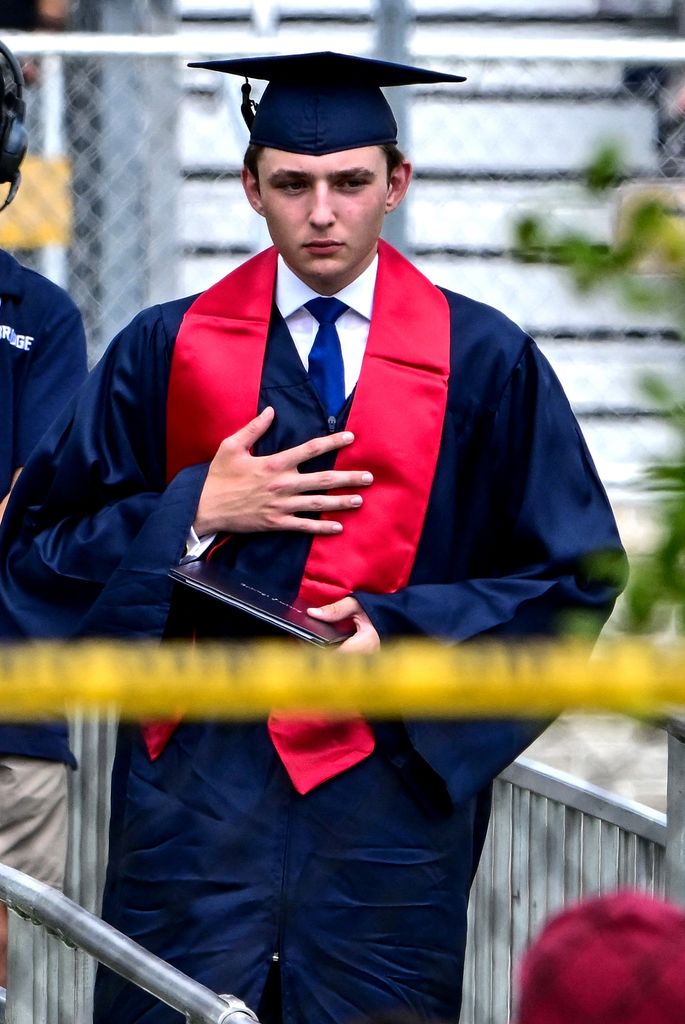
[275, 253, 377, 397]
[185, 253, 379, 558]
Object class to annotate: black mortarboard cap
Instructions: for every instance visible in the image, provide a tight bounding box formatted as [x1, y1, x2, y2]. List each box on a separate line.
[188, 51, 466, 156]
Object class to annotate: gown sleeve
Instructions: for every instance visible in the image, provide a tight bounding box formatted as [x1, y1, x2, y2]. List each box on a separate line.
[0, 304, 208, 640]
[14, 289, 88, 465]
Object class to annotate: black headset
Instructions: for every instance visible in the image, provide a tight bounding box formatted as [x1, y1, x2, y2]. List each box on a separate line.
[0, 39, 27, 211]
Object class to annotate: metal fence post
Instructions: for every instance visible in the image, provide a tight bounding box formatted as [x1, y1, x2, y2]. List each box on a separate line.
[374, 0, 410, 253]
[39, 55, 68, 289]
[69, 0, 179, 361]
[665, 717, 685, 904]
[252, 0, 279, 35]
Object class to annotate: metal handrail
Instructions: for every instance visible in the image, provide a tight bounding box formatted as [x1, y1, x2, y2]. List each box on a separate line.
[502, 757, 667, 845]
[0, 865, 259, 1024]
[0, 30, 684, 63]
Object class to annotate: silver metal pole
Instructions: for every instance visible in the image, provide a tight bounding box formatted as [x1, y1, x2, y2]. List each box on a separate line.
[96, 42, 147, 354]
[0, 865, 259, 1024]
[68, 1, 179, 361]
[252, 0, 279, 35]
[374, 0, 410, 253]
[39, 55, 69, 288]
[6, 32, 685, 63]
[144, 27, 180, 310]
[95, 1, 179, 355]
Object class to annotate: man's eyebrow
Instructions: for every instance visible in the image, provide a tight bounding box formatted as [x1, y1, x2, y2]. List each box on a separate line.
[330, 167, 376, 180]
[266, 166, 377, 184]
[267, 169, 314, 184]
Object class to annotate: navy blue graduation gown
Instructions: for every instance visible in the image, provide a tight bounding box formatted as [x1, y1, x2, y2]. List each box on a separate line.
[0, 283, 625, 1023]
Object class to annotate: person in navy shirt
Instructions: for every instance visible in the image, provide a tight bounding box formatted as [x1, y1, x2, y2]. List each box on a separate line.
[0, 38, 87, 989]
[0, 1, 69, 32]
[0, 52, 625, 1024]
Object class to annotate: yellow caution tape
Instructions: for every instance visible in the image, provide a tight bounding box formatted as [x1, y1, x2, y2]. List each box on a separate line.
[0, 638, 683, 720]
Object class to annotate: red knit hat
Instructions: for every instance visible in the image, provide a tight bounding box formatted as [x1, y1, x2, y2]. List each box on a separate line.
[515, 891, 685, 1024]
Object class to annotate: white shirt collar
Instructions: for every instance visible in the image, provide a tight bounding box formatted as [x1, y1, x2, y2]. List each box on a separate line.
[275, 253, 378, 322]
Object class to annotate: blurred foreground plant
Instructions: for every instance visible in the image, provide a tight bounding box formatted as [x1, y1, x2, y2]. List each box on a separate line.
[514, 144, 685, 631]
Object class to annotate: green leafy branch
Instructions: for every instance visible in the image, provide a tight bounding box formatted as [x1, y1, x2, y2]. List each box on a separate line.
[513, 145, 685, 630]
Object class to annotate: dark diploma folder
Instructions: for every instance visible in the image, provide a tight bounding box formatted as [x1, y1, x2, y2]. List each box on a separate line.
[168, 560, 355, 646]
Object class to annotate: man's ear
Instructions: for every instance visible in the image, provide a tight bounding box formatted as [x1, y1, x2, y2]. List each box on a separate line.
[385, 160, 413, 213]
[241, 166, 265, 216]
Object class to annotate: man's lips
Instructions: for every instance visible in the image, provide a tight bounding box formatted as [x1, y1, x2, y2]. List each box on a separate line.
[304, 240, 343, 253]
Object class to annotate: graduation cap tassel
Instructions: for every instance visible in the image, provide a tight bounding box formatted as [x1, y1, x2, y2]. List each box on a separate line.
[240, 79, 256, 130]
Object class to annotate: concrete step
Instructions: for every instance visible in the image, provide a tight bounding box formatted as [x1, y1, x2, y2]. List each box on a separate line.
[415, 253, 682, 332]
[538, 336, 685, 415]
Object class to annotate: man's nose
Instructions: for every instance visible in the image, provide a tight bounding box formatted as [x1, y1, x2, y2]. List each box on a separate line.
[309, 185, 335, 227]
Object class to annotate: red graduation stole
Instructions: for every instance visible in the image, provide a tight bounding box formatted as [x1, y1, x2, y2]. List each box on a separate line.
[145, 240, 450, 793]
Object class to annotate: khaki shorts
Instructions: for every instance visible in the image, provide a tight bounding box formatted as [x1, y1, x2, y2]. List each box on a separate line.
[0, 755, 68, 889]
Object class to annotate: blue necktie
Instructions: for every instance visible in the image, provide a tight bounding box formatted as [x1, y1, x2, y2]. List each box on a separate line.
[304, 297, 348, 417]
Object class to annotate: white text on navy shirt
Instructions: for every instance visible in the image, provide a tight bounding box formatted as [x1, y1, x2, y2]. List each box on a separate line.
[1, 324, 33, 351]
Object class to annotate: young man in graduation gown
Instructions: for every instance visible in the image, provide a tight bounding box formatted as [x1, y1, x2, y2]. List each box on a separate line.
[0, 52, 626, 1024]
